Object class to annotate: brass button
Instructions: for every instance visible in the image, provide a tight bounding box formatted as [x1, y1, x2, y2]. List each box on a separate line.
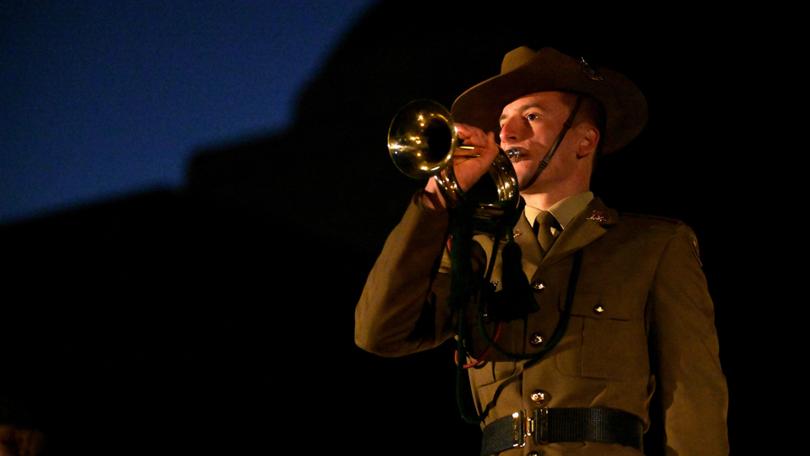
[593, 304, 605, 314]
[529, 332, 544, 346]
[528, 452, 541, 456]
[530, 389, 550, 405]
[531, 281, 546, 292]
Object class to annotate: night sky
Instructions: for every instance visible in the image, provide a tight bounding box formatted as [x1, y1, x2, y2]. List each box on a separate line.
[1, 0, 378, 222]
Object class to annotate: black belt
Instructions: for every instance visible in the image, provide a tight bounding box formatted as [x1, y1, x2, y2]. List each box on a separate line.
[480, 407, 643, 456]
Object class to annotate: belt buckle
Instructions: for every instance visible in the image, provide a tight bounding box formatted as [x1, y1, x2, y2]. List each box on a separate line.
[533, 408, 549, 444]
[509, 411, 535, 448]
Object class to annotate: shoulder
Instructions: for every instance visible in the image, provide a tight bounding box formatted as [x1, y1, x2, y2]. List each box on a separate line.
[588, 198, 699, 248]
[617, 212, 691, 234]
[617, 212, 702, 265]
[619, 212, 683, 225]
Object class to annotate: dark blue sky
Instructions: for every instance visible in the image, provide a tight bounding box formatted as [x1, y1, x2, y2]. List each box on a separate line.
[1, 1, 377, 222]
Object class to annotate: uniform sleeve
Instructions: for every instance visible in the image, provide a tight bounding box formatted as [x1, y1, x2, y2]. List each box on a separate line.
[649, 224, 729, 455]
[354, 192, 455, 357]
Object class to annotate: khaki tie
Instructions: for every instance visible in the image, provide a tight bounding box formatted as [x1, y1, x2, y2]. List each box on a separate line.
[533, 210, 560, 254]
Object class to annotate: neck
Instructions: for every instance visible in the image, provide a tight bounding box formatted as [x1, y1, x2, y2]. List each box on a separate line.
[521, 180, 590, 210]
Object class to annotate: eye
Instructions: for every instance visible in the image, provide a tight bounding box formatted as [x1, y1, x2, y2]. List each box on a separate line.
[526, 112, 540, 121]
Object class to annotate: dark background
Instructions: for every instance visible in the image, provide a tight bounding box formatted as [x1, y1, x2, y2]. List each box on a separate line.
[3, 1, 766, 454]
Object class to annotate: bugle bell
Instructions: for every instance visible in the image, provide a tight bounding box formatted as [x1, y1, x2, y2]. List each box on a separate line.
[387, 99, 521, 223]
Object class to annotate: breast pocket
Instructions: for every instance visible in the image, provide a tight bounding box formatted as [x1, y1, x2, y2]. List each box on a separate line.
[554, 290, 649, 381]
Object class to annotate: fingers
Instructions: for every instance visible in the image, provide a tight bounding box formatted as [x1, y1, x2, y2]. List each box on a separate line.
[451, 150, 479, 162]
[454, 123, 490, 145]
[0, 426, 45, 456]
[419, 124, 500, 206]
[454, 124, 498, 159]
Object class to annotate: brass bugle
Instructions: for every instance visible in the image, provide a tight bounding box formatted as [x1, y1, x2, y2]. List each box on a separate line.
[387, 99, 520, 217]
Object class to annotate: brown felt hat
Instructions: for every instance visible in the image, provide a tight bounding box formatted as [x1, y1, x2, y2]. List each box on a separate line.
[451, 46, 647, 154]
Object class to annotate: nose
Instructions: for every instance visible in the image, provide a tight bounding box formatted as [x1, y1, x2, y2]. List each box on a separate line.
[499, 114, 525, 145]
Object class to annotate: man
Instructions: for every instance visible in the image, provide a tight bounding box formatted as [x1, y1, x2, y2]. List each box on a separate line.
[355, 47, 728, 455]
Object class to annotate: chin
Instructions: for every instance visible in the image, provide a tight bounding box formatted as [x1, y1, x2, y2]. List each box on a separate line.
[513, 164, 535, 181]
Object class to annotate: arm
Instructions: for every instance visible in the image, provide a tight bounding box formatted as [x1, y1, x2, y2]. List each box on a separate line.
[650, 224, 729, 455]
[354, 192, 454, 357]
[355, 124, 499, 357]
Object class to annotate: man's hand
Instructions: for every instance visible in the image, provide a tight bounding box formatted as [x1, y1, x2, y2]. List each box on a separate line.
[0, 425, 45, 456]
[421, 123, 499, 210]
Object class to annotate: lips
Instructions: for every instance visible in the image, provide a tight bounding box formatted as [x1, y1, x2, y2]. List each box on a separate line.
[503, 146, 528, 161]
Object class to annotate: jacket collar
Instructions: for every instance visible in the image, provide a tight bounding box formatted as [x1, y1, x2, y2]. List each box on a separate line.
[536, 197, 617, 269]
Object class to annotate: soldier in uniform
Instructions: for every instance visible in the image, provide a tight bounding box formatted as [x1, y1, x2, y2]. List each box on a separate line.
[355, 47, 728, 455]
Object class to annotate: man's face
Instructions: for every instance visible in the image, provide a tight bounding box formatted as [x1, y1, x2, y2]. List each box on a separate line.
[499, 91, 581, 194]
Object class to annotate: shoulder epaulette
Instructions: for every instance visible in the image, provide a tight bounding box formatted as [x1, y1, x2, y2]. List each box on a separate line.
[619, 212, 684, 225]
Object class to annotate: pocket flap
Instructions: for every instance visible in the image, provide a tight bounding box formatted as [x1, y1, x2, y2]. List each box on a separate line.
[561, 289, 638, 321]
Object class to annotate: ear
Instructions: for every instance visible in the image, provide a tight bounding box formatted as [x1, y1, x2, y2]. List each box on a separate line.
[576, 126, 599, 159]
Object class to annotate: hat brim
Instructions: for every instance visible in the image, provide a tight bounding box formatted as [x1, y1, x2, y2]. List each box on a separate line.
[450, 48, 647, 154]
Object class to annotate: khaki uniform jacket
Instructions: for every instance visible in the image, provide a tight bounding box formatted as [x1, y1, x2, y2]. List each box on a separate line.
[355, 194, 728, 455]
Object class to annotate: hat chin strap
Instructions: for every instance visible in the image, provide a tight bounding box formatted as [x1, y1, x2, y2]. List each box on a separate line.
[519, 95, 582, 191]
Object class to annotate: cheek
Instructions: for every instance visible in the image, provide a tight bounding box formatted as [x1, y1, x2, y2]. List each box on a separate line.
[529, 127, 553, 145]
